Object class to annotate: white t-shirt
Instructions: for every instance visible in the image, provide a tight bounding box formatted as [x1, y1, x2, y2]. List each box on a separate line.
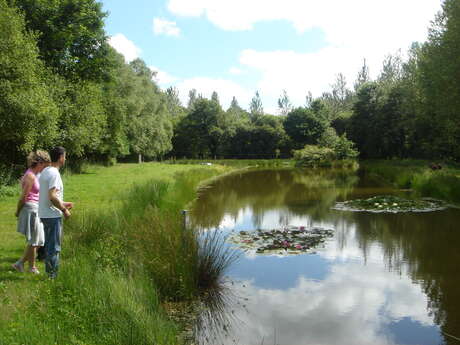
[38, 166, 64, 218]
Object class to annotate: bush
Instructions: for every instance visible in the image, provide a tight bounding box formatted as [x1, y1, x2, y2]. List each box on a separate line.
[293, 141, 358, 167]
[293, 145, 336, 166]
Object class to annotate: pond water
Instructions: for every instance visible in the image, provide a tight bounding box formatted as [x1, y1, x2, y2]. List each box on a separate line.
[189, 168, 460, 345]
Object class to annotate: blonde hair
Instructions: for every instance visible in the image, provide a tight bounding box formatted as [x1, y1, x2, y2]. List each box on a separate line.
[27, 150, 51, 168]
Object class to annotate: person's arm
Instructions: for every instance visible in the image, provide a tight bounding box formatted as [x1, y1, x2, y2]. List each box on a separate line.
[15, 174, 34, 217]
[49, 187, 71, 219]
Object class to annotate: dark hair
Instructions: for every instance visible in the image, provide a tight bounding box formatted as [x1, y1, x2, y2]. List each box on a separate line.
[50, 146, 66, 162]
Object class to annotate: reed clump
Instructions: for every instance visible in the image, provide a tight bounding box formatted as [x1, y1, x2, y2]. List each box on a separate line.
[361, 160, 460, 203]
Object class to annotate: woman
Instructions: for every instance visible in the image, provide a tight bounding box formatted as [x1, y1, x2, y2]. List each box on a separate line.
[12, 150, 51, 274]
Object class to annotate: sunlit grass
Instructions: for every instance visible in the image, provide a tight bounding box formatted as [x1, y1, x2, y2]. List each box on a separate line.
[0, 162, 233, 345]
[361, 160, 460, 203]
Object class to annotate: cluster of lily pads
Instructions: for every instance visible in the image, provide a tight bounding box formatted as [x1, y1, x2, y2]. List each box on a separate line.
[332, 195, 447, 213]
[227, 226, 334, 255]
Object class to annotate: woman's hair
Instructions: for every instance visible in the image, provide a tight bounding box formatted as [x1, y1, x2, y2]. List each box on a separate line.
[27, 150, 51, 168]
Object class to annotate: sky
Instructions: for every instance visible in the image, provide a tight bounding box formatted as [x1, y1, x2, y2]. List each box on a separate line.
[102, 0, 442, 114]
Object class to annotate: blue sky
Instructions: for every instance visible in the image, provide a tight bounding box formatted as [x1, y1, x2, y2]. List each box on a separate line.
[102, 0, 442, 113]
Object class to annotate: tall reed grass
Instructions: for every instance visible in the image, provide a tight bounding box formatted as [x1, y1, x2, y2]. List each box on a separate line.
[361, 160, 460, 203]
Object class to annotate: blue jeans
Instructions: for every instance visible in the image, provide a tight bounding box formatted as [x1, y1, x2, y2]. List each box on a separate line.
[41, 217, 62, 278]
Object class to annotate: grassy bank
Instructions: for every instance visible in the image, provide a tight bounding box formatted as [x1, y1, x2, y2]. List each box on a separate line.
[360, 160, 460, 204]
[0, 163, 231, 345]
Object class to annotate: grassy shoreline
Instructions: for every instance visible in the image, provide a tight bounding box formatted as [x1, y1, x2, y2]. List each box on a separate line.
[360, 159, 460, 204]
[0, 162, 231, 345]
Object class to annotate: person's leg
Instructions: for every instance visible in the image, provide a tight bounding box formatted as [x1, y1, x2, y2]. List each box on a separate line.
[36, 246, 46, 261]
[12, 244, 30, 272]
[20, 244, 31, 263]
[28, 246, 38, 272]
[42, 218, 62, 278]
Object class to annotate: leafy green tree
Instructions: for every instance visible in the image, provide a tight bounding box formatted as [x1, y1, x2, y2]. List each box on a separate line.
[211, 91, 220, 105]
[277, 89, 293, 116]
[354, 59, 370, 91]
[305, 91, 313, 108]
[347, 82, 381, 158]
[11, 0, 113, 82]
[165, 86, 186, 125]
[227, 96, 250, 125]
[416, 0, 460, 159]
[0, 0, 59, 163]
[124, 59, 173, 161]
[378, 53, 403, 86]
[173, 98, 223, 158]
[249, 91, 264, 121]
[284, 107, 329, 150]
[187, 89, 198, 109]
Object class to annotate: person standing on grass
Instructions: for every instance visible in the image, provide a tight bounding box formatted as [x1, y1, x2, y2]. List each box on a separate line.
[38, 147, 73, 279]
[12, 151, 51, 274]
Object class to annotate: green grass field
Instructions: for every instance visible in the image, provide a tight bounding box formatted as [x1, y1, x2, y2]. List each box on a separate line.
[0, 162, 230, 345]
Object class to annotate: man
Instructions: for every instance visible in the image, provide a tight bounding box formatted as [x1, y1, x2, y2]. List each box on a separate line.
[38, 147, 73, 278]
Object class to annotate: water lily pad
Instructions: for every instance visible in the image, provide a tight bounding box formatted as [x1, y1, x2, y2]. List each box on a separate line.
[227, 226, 334, 256]
[332, 195, 447, 213]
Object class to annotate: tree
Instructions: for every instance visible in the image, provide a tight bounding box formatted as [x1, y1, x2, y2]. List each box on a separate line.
[284, 107, 329, 149]
[277, 89, 293, 116]
[124, 59, 173, 161]
[11, 0, 113, 82]
[187, 89, 198, 109]
[165, 86, 185, 125]
[415, 0, 460, 159]
[378, 53, 403, 86]
[211, 91, 220, 105]
[305, 91, 313, 108]
[249, 91, 264, 121]
[0, 0, 59, 164]
[173, 98, 223, 158]
[354, 58, 370, 91]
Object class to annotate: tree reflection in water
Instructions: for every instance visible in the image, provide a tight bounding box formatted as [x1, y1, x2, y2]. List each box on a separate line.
[189, 167, 459, 344]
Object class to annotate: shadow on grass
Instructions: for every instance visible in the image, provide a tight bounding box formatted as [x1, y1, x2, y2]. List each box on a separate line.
[0, 270, 25, 282]
[0, 256, 18, 263]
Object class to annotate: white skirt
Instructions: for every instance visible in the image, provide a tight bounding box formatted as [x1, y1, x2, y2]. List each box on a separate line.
[17, 202, 44, 246]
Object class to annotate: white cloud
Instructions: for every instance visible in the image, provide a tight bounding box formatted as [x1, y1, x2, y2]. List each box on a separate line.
[167, 0, 439, 40]
[239, 47, 372, 107]
[167, 0, 441, 111]
[153, 18, 181, 37]
[149, 65, 178, 85]
[174, 77, 252, 110]
[108, 34, 141, 62]
[197, 260, 438, 345]
[229, 67, 243, 75]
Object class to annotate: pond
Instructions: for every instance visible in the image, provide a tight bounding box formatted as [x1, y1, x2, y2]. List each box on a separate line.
[189, 168, 460, 345]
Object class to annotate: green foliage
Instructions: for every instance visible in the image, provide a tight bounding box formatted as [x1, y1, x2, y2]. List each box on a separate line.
[174, 98, 223, 158]
[0, 0, 59, 163]
[318, 127, 358, 160]
[284, 107, 329, 150]
[12, 0, 113, 82]
[361, 160, 460, 203]
[116, 58, 173, 159]
[293, 145, 336, 166]
[249, 91, 264, 121]
[53, 78, 106, 157]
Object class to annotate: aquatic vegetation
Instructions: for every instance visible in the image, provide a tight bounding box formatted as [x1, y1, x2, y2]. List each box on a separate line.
[332, 195, 447, 213]
[227, 226, 334, 255]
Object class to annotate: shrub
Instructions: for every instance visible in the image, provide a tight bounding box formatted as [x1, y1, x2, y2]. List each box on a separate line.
[293, 145, 336, 167]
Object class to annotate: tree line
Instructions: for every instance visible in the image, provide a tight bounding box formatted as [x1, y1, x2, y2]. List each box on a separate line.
[1, 0, 459, 177]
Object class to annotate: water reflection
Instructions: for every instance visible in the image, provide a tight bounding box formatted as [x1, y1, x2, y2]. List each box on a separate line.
[190, 168, 460, 345]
